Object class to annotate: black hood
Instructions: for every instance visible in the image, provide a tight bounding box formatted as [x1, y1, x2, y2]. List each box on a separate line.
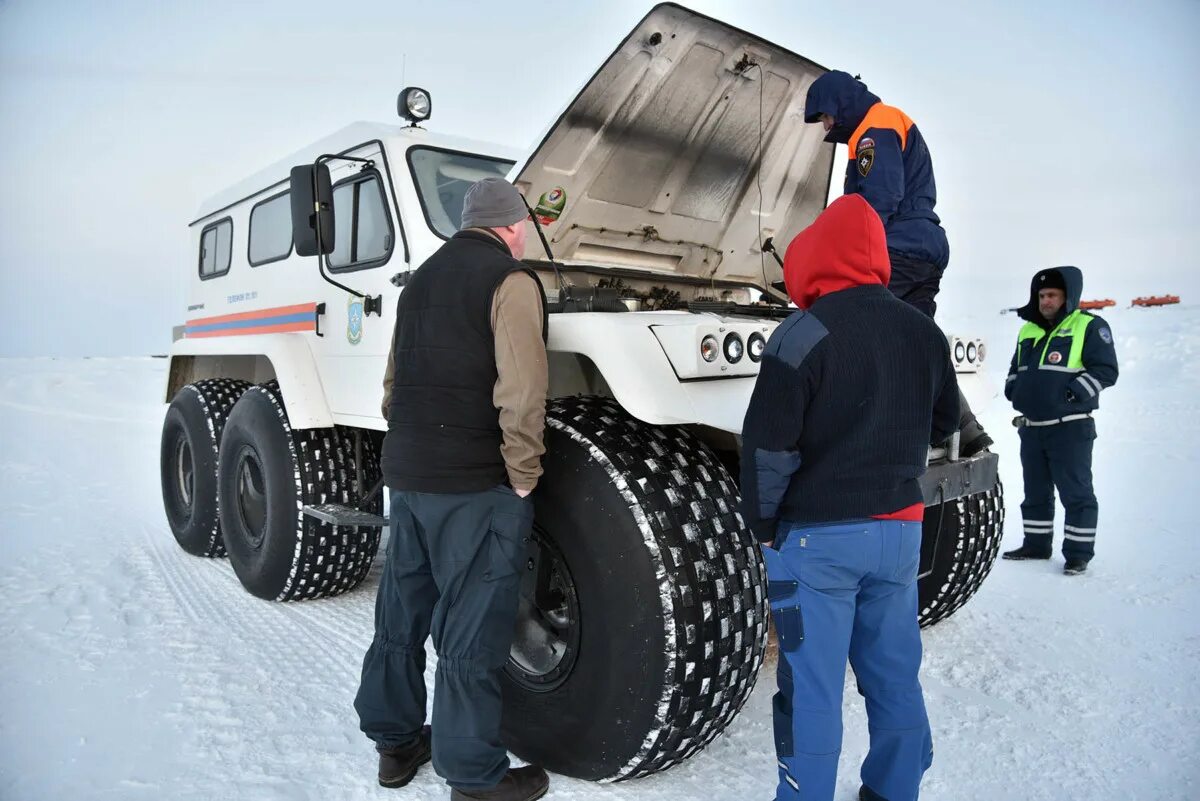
[1018, 266, 1083, 327]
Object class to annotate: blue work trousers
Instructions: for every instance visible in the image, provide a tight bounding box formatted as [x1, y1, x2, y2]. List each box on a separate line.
[763, 518, 932, 801]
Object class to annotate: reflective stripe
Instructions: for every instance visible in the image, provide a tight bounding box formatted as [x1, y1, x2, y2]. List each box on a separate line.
[1065, 525, 1096, 534]
[1023, 519, 1054, 525]
[1024, 525, 1053, 532]
[1082, 373, 1104, 394]
[784, 773, 799, 790]
[1064, 533, 1096, 542]
[1076, 377, 1097, 398]
[1025, 413, 1092, 427]
[1018, 311, 1094, 370]
[1017, 365, 1029, 372]
[1006, 374, 1017, 383]
[1039, 365, 1085, 373]
[778, 761, 788, 771]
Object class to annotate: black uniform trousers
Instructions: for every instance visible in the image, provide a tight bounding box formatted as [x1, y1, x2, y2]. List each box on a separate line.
[355, 486, 532, 789]
[1018, 418, 1099, 561]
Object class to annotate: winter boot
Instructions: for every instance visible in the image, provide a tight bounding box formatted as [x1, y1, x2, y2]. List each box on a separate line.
[1002, 545, 1052, 561]
[1064, 559, 1089, 576]
[958, 415, 993, 459]
[860, 785, 888, 801]
[450, 765, 549, 801]
[377, 726, 431, 788]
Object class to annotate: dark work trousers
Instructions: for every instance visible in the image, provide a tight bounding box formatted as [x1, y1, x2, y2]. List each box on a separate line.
[763, 519, 932, 801]
[887, 251, 982, 439]
[354, 486, 533, 790]
[887, 251, 944, 319]
[1018, 418, 1099, 561]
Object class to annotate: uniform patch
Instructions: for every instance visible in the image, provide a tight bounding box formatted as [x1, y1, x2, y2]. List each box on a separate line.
[857, 147, 874, 177]
[1047, 351, 1063, 364]
[1098, 327, 1112, 344]
[858, 137, 875, 150]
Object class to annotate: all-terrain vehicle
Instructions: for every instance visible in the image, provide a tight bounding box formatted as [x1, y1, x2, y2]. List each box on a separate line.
[160, 3, 1002, 782]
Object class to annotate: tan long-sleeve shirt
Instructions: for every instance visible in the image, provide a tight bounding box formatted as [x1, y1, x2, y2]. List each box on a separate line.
[381, 271, 548, 491]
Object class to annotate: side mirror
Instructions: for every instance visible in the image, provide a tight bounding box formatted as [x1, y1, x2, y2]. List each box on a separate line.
[290, 163, 334, 257]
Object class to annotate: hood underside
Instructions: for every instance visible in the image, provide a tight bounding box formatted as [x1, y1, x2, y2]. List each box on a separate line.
[512, 3, 833, 294]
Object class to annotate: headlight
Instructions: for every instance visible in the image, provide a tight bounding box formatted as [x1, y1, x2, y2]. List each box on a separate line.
[701, 335, 719, 362]
[723, 333, 744, 364]
[954, 341, 966, 363]
[977, 342, 987, 363]
[398, 87, 432, 123]
[748, 332, 766, 362]
[966, 342, 977, 363]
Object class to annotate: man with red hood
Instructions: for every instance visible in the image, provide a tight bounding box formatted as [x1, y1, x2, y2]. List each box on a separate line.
[740, 194, 959, 801]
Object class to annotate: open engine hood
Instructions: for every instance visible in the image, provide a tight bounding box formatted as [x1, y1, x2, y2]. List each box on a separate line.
[512, 3, 835, 295]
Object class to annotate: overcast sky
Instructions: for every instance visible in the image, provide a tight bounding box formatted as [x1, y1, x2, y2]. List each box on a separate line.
[1, 0, 1196, 356]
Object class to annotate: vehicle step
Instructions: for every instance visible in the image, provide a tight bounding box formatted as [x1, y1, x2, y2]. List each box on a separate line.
[302, 504, 387, 528]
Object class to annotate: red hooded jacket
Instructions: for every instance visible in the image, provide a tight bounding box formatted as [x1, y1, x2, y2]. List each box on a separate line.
[783, 194, 891, 310]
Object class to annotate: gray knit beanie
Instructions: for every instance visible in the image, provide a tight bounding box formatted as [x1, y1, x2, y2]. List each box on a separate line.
[460, 178, 527, 229]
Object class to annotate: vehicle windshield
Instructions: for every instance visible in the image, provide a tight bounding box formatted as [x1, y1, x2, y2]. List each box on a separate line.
[408, 147, 516, 239]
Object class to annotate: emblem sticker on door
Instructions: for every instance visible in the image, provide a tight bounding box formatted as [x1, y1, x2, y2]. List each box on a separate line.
[347, 294, 364, 345]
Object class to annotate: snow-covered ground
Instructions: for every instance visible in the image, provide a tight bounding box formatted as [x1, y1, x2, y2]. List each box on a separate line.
[2, 305, 1197, 800]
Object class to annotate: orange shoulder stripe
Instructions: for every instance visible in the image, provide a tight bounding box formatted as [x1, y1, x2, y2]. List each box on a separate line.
[849, 103, 913, 158]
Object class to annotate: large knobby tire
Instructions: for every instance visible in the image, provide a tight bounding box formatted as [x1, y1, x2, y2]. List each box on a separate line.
[500, 396, 769, 781]
[217, 382, 382, 601]
[160, 378, 251, 557]
[917, 481, 1005, 627]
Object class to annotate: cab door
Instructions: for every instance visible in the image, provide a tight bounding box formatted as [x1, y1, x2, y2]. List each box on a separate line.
[312, 142, 408, 426]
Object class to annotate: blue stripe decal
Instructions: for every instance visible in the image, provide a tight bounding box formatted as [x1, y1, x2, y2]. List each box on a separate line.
[185, 311, 314, 334]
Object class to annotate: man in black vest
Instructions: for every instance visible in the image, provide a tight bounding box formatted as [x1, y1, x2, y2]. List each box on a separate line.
[355, 178, 550, 801]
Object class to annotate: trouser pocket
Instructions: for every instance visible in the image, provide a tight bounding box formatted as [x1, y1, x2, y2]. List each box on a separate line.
[482, 486, 533, 583]
[768, 578, 804, 652]
[772, 689, 794, 758]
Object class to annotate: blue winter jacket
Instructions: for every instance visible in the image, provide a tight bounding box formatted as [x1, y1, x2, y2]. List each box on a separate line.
[1005, 266, 1119, 422]
[804, 71, 949, 269]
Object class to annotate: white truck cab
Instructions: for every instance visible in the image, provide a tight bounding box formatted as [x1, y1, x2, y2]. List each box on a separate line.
[160, 3, 1002, 782]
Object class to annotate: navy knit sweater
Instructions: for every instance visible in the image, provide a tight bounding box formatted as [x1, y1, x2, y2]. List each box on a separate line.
[739, 196, 959, 542]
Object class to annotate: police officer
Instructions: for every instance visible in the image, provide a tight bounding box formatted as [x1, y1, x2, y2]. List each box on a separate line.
[803, 70, 992, 457]
[355, 178, 552, 801]
[1002, 266, 1118, 575]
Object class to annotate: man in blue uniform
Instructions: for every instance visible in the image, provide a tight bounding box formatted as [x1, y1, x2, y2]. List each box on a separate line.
[1002, 267, 1118, 575]
[804, 70, 991, 456]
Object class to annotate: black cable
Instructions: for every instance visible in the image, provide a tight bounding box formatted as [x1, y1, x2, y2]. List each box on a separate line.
[744, 61, 786, 306]
[520, 194, 565, 294]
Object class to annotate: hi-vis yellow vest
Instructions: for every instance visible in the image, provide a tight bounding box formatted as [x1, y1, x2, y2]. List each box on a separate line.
[1016, 310, 1093, 371]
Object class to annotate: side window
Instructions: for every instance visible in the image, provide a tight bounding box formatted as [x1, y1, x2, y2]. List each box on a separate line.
[198, 218, 233, 279]
[248, 192, 293, 266]
[329, 173, 393, 271]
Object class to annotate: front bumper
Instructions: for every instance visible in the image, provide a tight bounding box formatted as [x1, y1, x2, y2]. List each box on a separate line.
[919, 451, 1000, 506]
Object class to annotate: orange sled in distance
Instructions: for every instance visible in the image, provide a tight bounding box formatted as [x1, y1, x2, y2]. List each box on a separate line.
[1079, 299, 1116, 310]
[1131, 295, 1181, 308]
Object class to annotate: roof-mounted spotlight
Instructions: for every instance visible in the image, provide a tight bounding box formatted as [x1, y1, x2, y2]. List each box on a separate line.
[398, 87, 432, 126]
